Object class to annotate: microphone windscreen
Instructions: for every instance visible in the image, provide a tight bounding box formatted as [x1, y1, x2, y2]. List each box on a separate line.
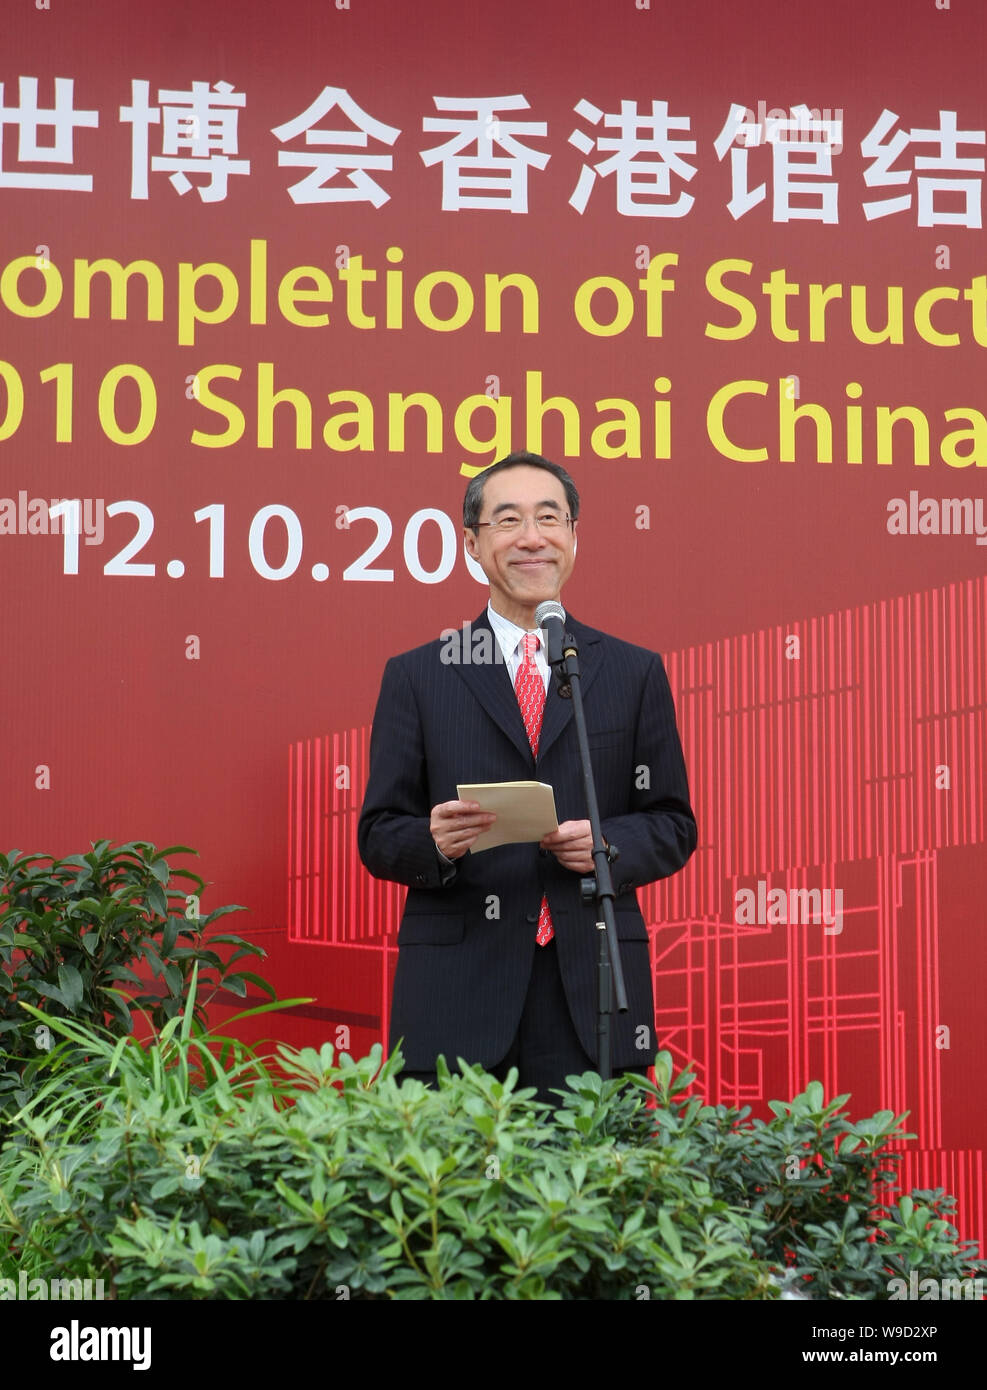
[535, 600, 566, 627]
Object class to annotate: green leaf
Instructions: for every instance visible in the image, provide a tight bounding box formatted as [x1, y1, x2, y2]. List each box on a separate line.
[224, 971, 276, 999]
[162, 963, 183, 997]
[57, 963, 84, 1011]
[33, 981, 70, 1009]
[146, 881, 168, 917]
[804, 1081, 825, 1111]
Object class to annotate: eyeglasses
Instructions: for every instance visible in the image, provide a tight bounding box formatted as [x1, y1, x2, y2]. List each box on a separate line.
[475, 513, 573, 536]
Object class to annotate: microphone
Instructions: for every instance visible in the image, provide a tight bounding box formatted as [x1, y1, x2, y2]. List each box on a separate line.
[535, 599, 566, 668]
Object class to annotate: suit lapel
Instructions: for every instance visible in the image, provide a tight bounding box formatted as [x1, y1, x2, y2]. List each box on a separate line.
[450, 609, 603, 769]
[536, 614, 602, 763]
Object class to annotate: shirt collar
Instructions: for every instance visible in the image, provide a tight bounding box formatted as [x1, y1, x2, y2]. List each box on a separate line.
[487, 599, 540, 662]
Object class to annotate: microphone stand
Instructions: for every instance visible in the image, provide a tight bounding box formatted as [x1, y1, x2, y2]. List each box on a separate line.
[544, 623, 628, 1082]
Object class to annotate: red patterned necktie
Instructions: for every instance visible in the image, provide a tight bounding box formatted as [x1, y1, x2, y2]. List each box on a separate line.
[515, 633, 554, 946]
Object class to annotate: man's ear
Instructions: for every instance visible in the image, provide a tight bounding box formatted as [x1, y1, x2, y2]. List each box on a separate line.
[464, 527, 478, 559]
[573, 535, 578, 556]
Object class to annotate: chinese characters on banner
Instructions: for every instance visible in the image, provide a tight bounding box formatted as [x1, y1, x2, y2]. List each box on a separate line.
[0, 76, 984, 227]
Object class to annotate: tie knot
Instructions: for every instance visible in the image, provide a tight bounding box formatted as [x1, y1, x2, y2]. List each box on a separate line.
[522, 632, 539, 663]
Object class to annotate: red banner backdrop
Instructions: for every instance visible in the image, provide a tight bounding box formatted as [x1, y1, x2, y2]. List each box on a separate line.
[2, 0, 984, 1252]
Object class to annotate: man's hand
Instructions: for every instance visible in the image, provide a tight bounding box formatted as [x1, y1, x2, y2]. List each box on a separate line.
[540, 819, 595, 873]
[430, 800, 496, 860]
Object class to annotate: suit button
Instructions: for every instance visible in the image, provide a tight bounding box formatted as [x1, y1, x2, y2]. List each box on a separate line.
[525, 911, 539, 923]
[414, 874, 426, 885]
[538, 849, 548, 858]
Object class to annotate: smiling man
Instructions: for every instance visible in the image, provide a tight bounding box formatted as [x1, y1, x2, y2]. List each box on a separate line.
[357, 451, 697, 1100]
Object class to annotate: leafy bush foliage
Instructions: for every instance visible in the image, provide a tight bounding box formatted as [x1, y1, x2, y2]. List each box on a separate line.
[0, 840, 270, 1118]
[0, 1001, 981, 1301]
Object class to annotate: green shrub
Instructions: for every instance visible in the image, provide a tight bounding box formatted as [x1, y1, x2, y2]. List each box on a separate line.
[0, 840, 271, 1119]
[0, 1000, 981, 1301]
[662, 1083, 982, 1300]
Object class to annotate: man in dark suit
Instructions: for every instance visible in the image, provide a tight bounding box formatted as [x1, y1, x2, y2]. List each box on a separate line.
[357, 452, 696, 1099]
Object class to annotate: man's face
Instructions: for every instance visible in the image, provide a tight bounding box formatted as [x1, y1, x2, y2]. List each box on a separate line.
[464, 465, 577, 623]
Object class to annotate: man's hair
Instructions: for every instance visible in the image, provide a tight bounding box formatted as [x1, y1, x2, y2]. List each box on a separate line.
[463, 452, 580, 532]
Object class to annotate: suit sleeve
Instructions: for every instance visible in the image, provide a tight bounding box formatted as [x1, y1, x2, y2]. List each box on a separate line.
[599, 652, 697, 891]
[357, 656, 458, 890]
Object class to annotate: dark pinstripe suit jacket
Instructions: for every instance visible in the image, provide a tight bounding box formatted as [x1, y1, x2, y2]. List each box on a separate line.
[357, 608, 697, 1072]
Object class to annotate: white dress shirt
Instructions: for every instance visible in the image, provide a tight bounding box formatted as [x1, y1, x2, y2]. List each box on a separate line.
[486, 600, 551, 694]
[435, 600, 552, 872]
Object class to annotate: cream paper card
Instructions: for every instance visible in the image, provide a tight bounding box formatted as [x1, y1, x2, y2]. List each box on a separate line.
[455, 781, 559, 853]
